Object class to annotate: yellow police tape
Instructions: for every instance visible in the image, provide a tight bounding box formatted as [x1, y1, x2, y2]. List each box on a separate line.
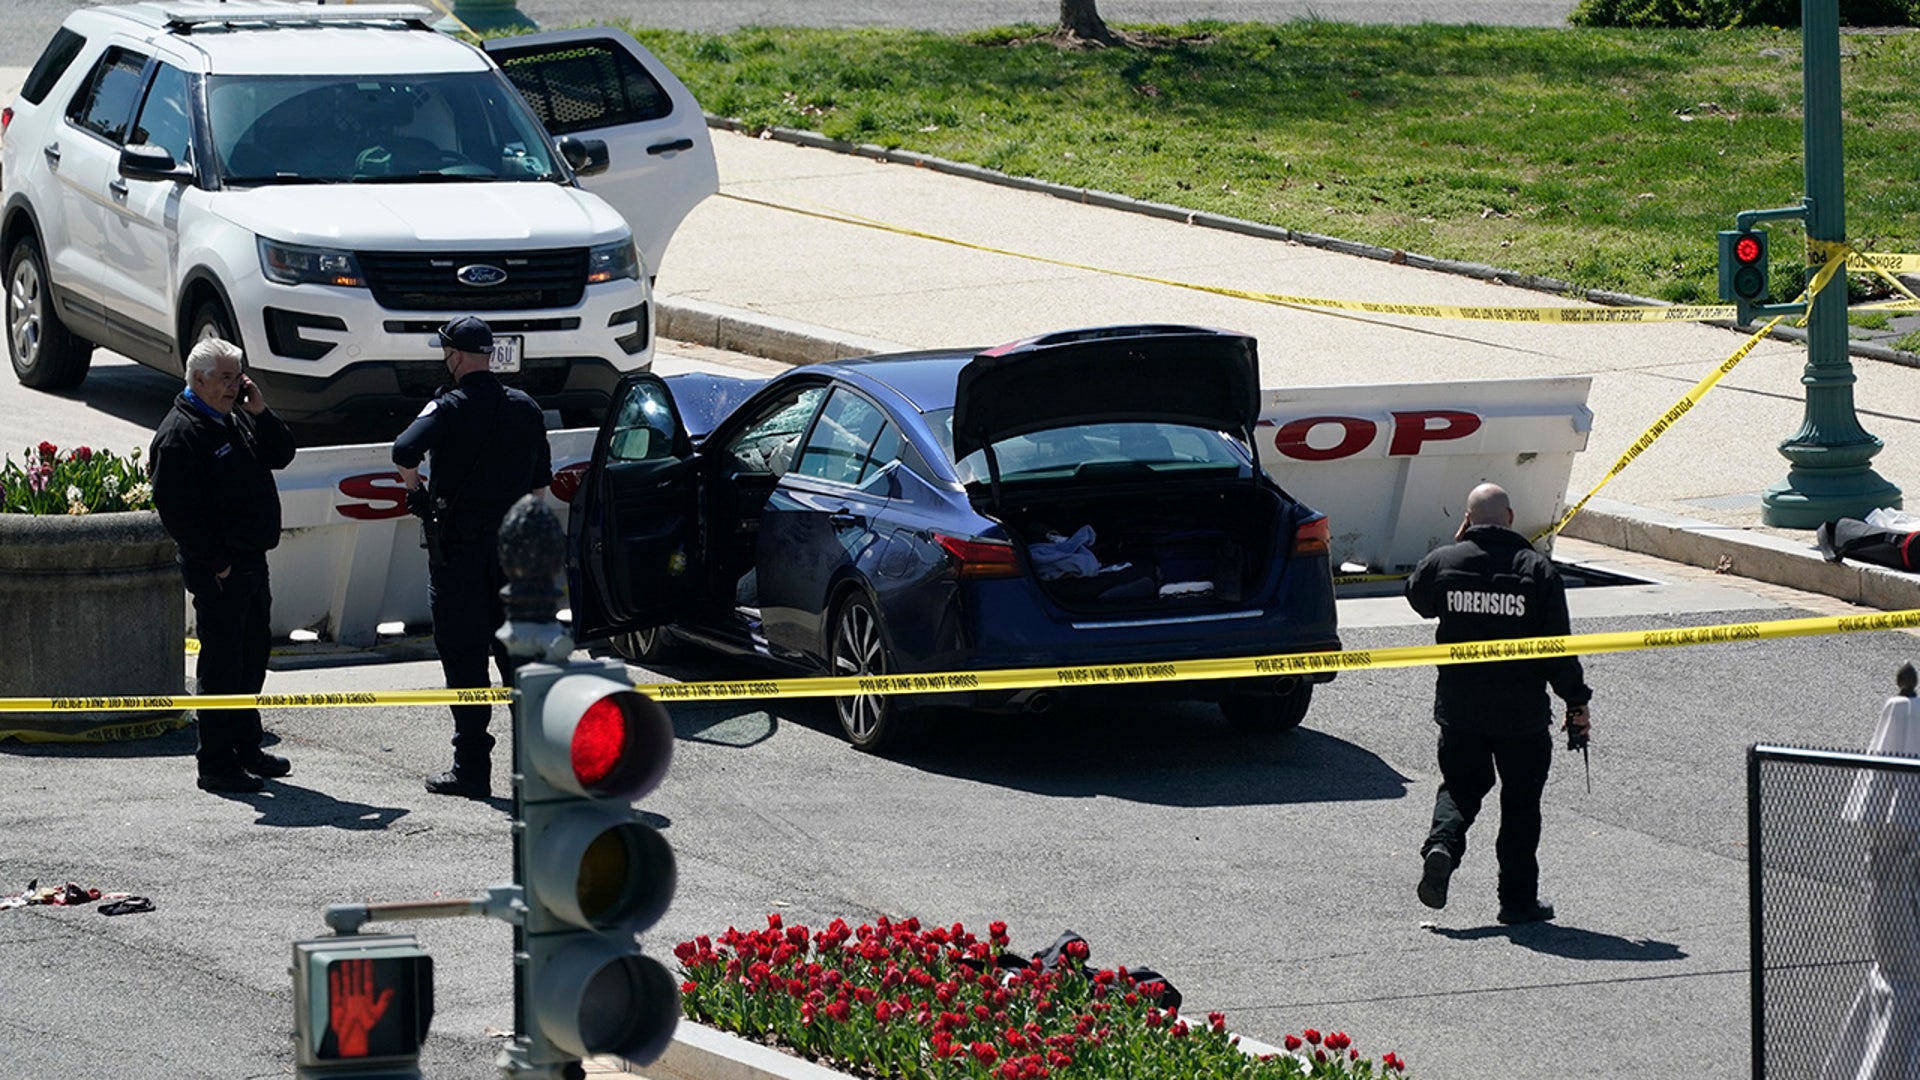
[8, 607, 1920, 713]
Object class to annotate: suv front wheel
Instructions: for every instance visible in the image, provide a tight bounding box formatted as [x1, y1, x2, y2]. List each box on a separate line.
[6, 236, 93, 389]
[187, 299, 240, 354]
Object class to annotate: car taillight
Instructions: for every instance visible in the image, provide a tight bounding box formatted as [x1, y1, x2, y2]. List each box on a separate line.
[934, 533, 1020, 579]
[1, 108, 12, 137]
[1292, 516, 1331, 557]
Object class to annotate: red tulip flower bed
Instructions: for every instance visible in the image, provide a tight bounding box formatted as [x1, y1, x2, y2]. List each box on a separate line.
[674, 915, 1410, 1079]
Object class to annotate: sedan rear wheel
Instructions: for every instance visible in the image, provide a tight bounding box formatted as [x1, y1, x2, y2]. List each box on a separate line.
[1221, 683, 1313, 733]
[829, 594, 903, 752]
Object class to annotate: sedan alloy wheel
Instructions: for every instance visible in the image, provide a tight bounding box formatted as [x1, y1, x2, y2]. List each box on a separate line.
[829, 594, 901, 752]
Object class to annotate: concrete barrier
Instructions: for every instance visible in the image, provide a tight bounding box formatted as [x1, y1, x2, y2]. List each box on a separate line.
[1259, 377, 1593, 572]
[224, 376, 1591, 646]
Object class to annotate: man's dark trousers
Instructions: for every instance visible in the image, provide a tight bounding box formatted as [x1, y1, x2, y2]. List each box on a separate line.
[1425, 726, 1553, 910]
[428, 519, 521, 779]
[187, 556, 271, 772]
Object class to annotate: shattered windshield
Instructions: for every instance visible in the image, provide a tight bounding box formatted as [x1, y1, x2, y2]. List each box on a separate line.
[208, 72, 563, 185]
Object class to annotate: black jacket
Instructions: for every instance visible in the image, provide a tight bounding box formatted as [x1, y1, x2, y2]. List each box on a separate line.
[149, 393, 296, 573]
[1405, 524, 1591, 734]
[391, 372, 551, 521]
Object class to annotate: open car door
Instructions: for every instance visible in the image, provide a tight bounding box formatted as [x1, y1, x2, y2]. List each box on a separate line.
[567, 373, 699, 642]
[486, 28, 719, 277]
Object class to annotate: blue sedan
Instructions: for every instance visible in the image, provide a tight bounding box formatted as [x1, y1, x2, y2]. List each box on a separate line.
[566, 324, 1341, 751]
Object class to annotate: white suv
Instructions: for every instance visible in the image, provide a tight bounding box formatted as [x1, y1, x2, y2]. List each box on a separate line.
[1, 2, 717, 429]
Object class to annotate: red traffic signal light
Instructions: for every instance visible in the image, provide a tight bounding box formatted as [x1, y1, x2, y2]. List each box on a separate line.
[1717, 228, 1771, 311]
[528, 673, 672, 800]
[292, 935, 434, 1072]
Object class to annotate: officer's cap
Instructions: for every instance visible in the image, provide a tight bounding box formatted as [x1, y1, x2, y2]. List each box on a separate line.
[436, 315, 494, 353]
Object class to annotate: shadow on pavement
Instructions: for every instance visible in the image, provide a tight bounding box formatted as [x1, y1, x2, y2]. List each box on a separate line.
[0, 724, 196, 759]
[209, 780, 411, 829]
[50, 356, 178, 432]
[1429, 921, 1689, 962]
[631, 645, 1411, 807]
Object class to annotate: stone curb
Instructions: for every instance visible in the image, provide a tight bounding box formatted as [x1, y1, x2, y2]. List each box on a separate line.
[1563, 497, 1920, 610]
[630, 1020, 1291, 1080]
[706, 116, 1920, 372]
[656, 295, 909, 366]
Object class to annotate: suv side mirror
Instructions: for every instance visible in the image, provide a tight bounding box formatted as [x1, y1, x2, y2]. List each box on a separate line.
[557, 136, 610, 178]
[119, 143, 190, 183]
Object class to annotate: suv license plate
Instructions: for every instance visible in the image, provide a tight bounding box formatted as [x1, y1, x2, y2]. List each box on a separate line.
[489, 336, 523, 374]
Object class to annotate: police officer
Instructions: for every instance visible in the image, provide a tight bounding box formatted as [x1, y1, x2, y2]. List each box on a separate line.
[393, 316, 552, 799]
[149, 338, 298, 794]
[1406, 482, 1592, 924]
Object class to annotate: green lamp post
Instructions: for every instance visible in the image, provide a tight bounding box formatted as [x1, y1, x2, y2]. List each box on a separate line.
[436, 0, 536, 34]
[1759, 0, 1902, 527]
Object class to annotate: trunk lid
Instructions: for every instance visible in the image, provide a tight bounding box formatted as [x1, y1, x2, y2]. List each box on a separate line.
[950, 325, 1260, 464]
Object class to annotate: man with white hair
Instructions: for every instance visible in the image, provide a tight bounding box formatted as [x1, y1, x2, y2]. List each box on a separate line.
[1405, 481, 1593, 925]
[149, 337, 297, 794]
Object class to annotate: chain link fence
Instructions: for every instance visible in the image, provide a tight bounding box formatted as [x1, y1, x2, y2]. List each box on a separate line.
[1751, 742, 1920, 1080]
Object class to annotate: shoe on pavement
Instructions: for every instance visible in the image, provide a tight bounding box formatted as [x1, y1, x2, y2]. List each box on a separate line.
[197, 769, 266, 794]
[1497, 899, 1556, 925]
[1417, 847, 1454, 910]
[424, 771, 490, 799]
[241, 752, 291, 779]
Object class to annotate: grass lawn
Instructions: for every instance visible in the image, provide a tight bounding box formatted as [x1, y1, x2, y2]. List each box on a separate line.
[603, 19, 1920, 306]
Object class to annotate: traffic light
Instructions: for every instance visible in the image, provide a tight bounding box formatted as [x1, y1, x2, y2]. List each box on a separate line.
[291, 935, 434, 1078]
[506, 658, 679, 1076]
[1718, 227, 1770, 322]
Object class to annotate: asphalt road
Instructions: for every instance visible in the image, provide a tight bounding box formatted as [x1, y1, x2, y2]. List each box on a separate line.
[0, 0, 1581, 66]
[1, 576, 1908, 1080]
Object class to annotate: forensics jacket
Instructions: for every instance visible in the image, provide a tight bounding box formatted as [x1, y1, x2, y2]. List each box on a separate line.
[149, 392, 296, 573]
[1405, 524, 1592, 734]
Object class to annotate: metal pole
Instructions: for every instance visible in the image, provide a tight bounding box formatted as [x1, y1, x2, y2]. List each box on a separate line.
[1760, 0, 1902, 526]
[1747, 745, 1765, 1080]
[495, 495, 572, 1079]
[436, 0, 537, 34]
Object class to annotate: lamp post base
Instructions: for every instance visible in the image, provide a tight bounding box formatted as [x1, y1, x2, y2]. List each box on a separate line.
[1761, 467, 1903, 528]
[437, 0, 537, 33]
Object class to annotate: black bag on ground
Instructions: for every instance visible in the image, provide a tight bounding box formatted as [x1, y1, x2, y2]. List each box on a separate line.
[1816, 517, 1920, 571]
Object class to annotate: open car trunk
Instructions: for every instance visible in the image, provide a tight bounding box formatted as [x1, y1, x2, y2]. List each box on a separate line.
[989, 481, 1288, 612]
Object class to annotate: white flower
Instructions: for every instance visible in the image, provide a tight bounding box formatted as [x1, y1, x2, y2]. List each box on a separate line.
[66, 484, 83, 503]
[103, 474, 121, 493]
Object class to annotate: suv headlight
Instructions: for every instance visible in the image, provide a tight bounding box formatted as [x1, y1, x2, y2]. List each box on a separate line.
[586, 239, 640, 284]
[258, 238, 365, 287]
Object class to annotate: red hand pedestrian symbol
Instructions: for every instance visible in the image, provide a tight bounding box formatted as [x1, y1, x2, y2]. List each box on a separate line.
[328, 958, 395, 1057]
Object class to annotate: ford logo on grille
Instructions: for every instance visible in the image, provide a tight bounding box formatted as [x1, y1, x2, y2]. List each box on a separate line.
[456, 264, 509, 287]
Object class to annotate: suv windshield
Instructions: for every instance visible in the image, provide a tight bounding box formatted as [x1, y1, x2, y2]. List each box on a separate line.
[208, 72, 562, 184]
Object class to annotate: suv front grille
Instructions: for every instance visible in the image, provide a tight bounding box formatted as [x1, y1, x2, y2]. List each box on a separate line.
[357, 249, 588, 312]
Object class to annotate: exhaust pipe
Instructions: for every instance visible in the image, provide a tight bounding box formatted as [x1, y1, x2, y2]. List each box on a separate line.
[1010, 690, 1058, 715]
[1271, 676, 1302, 695]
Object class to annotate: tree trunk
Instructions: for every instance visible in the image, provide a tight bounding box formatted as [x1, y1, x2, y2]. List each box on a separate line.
[1057, 0, 1122, 45]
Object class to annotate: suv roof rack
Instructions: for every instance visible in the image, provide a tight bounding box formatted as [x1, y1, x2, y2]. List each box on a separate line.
[160, 2, 433, 32]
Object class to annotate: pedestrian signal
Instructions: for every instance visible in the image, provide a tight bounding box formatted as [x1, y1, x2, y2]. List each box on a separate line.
[291, 935, 433, 1077]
